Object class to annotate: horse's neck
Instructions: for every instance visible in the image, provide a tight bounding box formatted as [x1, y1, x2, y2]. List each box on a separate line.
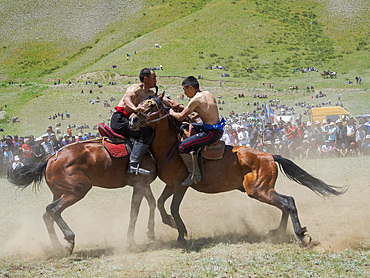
[151, 118, 179, 163]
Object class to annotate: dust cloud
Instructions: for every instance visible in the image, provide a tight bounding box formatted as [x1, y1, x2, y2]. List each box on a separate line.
[0, 156, 369, 259]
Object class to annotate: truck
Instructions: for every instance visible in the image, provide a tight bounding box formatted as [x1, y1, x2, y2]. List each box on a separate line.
[309, 107, 354, 124]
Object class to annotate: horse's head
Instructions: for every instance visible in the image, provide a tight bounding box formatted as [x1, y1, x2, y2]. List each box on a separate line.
[129, 93, 165, 129]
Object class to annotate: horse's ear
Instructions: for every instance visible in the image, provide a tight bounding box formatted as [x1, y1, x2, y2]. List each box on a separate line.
[159, 91, 165, 100]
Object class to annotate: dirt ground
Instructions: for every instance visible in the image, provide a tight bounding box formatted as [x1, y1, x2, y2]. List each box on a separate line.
[0, 156, 369, 259]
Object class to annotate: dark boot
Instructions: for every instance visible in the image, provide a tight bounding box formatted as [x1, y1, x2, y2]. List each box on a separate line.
[179, 152, 202, 186]
[127, 141, 151, 175]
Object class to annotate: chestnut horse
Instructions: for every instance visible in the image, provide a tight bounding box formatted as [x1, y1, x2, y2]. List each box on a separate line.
[7, 138, 157, 254]
[130, 94, 345, 246]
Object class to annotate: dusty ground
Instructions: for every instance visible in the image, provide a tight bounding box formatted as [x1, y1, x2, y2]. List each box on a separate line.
[0, 156, 369, 259]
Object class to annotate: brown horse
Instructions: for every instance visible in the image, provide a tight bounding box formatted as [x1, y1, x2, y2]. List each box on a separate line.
[7, 138, 157, 254]
[129, 94, 345, 246]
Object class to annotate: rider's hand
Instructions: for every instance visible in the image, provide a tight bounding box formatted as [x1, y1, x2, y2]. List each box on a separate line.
[169, 108, 176, 116]
[134, 106, 142, 113]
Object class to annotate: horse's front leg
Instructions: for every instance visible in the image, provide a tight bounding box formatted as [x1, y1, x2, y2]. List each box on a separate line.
[157, 184, 176, 229]
[143, 186, 156, 240]
[170, 184, 189, 243]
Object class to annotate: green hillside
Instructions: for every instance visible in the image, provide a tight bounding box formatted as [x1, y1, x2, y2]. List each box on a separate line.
[0, 0, 368, 84]
[0, 0, 369, 136]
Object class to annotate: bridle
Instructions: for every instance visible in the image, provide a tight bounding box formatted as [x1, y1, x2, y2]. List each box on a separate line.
[136, 98, 168, 124]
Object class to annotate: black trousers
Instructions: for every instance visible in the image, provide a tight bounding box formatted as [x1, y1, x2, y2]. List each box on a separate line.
[110, 112, 154, 145]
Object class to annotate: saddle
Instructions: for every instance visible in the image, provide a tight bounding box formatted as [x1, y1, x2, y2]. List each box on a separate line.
[202, 140, 225, 160]
[98, 123, 131, 158]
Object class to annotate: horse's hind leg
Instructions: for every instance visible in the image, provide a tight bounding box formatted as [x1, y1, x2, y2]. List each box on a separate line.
[157, 184, 176, 229]
[46, 189, 91, 254]
[43, 194, 63, 250]
[249, 187, 311, 245]
[271, 192, 311, 245]
[143, 186, 156, 240]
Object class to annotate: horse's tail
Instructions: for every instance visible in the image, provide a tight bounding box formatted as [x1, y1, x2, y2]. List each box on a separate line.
[273, 155, 346, 197]
[7, 158, 49, 190]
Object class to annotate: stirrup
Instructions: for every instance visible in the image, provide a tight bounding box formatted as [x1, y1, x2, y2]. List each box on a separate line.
[127, 164, 150, 175]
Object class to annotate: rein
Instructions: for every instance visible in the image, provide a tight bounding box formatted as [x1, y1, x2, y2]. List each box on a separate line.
[137, 98, 168, 124]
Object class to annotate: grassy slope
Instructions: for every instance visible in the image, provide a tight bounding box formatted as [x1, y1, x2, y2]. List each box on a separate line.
[0, 0, 369, 135]
[0, 0, 369, 84]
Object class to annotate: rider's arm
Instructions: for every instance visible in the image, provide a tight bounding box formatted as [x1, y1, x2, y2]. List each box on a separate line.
[162, 97, 185, 111]
[169, 99, 197, 122]
[122, 87, 141, 113]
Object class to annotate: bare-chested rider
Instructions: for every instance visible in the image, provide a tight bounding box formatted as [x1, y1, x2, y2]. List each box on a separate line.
[111, 68, 181, 175]
[169, 76, 225, 186]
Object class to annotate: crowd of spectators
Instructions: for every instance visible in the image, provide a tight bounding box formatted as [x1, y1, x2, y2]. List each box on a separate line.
[221, 115, 370, 159]
[0, 126, 98, 177]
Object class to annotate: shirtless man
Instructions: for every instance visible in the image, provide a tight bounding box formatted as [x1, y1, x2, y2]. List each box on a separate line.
[111, 68, 181, 175]
[169, 76, 225, 186]
[111, 68, 159, 175]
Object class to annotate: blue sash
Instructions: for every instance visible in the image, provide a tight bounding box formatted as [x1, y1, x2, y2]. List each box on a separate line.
[202, 117, 226, 132]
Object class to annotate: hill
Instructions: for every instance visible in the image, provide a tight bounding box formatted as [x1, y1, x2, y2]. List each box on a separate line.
[0, 0, 369, 84]
[0, 0, 369, 136]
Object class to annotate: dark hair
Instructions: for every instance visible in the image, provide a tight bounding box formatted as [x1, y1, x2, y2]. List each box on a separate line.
[139, 68, 153, 82]
[182, 76, 199, 90]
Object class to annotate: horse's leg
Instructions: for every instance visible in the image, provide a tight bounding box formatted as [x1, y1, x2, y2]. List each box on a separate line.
[45, 194, 85, 254]
[157, 184, 176, 228]
[127, 186, 145, 247]
[143, 186, 156, 240]
[170, 185, 188, 243]
[244, 167, 312, 246]
[267, 209, 289, 238]
[271, 192, 311, 245]
[43, 194, 63, 250]
[248, 186, 311, 245]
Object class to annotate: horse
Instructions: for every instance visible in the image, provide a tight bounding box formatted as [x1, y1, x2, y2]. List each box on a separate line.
[129, 94, 346, 246]
[7, 137, 158, 254]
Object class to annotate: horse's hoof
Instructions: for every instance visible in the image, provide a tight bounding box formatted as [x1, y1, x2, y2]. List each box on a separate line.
[65, 241, 74, 255]
[176, 238, 187, 248]
[301, 234, 312, 247]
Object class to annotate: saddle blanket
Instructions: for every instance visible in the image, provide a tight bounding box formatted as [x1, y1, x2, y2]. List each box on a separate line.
[102, 139, 128, 158]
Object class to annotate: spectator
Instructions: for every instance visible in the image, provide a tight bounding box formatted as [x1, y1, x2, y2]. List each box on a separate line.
[238, 126, 249, 146]
[221, 128, 232, 145]
[305, 139, 321, 159]
[33, 137, 45, 163]
[339, 143, 348, 157]
[313, 121, 325, 147]
[41, 134, 54, 155]
[362, 135, 370, 156]
[355, 123, 365, 155]
[327, 122, 336, 147]
[61, 134, 71, 146]
[321, 140, 333, 158]
[50, 133, 62, 151]
[22, 138, 33, 166]
[12, 155, 23, 170]
[1, 144, 14, 176]
[248, 125, 258, 148]
[263, 122, 276, 144]
[345, 118, 356, 146]
[231, 130, 239, 146]
[335, 119, 346, 146]
[286, 121, 296, 156]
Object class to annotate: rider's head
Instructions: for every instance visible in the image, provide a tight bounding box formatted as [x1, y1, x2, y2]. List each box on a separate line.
[139, 68, 154, 82]
[182, 76, 199, 91]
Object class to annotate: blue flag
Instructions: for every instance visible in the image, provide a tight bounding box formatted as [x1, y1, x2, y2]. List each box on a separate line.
[264, 104, 269, 122]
